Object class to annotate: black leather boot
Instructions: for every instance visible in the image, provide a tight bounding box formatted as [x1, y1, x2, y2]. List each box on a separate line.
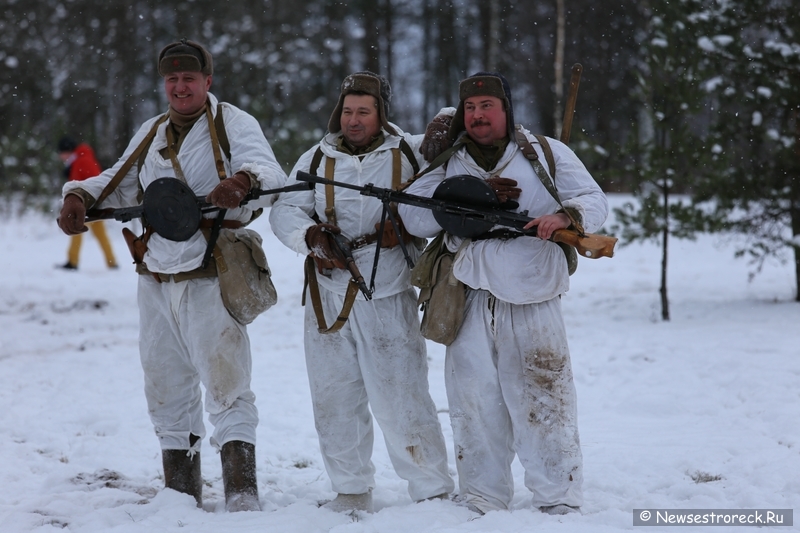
[220, 440, 260, 512]
[161, 433, 203, 507]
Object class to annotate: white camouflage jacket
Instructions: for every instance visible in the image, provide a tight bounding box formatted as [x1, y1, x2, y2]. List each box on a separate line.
[62, 93, 287, 274]
[269, 124, 425, 300]
[399, 126, 609, 305]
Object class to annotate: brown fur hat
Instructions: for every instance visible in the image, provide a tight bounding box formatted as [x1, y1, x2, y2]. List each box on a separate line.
[327, 71, 398, 136]
[448, 72, 516, 142]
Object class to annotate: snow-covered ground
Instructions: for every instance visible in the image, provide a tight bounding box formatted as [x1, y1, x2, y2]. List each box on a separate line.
[0, 194, 797, 532]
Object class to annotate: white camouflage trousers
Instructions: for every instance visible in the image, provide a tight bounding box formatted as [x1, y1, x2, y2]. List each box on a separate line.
[138, 275, 259, 451]
[304, 287, 454, 501]
[446, 289, 583, 512]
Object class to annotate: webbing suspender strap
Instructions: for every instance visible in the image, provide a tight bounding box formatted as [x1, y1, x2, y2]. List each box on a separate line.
[94, 113, 169, 206]
[303, 256, 360, 334]
[324, 156, 337, 226]
[400, 139, 465, 190]
[206, 103, 228, 181]
[96, 102, 230, 207]
[514, 130, 585, 236]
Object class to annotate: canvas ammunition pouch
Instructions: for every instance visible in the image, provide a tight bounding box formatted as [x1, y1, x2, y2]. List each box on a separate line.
[208, 227, 277, 325]
[134, 227, 276, 325]
[410, 232, 469, 345]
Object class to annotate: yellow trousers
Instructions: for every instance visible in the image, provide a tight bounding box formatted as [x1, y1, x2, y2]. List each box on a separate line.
[67, 221, 118, 267]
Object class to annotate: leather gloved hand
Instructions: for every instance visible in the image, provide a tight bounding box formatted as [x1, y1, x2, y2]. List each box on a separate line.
[57, 194, 88, 235]
[486, 177, 521, 209]
[206, 172, 252, 209]
[374, 215, 413, 249]
[419, 114, 454, 163]
[306, 223, 347, 271]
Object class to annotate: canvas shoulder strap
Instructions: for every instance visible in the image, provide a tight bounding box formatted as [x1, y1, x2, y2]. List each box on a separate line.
[514, 129, 584, 235]
[398, 138, 420, 176]
[214, 103, 231, 162]
[400, 139, 465, 190]
[303, 151, 355, 333]
[309, 147, 324, 175]
[303, 256, 360, 334]
[95, 113, 168, 206]
[534, 134, 556, 180]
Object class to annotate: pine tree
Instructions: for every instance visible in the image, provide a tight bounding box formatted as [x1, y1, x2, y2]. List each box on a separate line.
[697, 0, 800, 300]
[612, 0, 722, 320]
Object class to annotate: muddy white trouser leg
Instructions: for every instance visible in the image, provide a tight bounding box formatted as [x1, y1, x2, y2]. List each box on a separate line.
[139, 276, 259, 451]
[305, 288, 453, 501]
[445, 290, 515, 512]
[493, 295, 583, 508]
[446, 290, 583, 511]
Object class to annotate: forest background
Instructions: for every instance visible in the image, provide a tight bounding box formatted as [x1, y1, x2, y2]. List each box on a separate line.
[1, 0, 799, 304]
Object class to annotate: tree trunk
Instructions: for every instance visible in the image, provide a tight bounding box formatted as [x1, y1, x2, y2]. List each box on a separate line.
[384, 0, 394, 82]
[363, 2, 380, 73]
[795, 106, 800, 302]
[487, 0, 501, 71]
[553, 0, 566, 139]
[660, 184, 670, 321]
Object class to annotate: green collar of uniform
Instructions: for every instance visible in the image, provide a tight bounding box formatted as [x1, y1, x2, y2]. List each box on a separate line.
[463, 135, 510, 171]
[337, 132, 386, 156]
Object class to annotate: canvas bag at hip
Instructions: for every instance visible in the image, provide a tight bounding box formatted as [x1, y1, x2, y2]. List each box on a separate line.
[411, 232, 468, 345]
[214, 228, 278, 324]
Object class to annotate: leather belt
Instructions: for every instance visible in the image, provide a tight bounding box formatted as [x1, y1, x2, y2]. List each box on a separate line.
[472, 229, 530, 241]
[198, 218, 244, 230]
[349, 231, 380, 250]
[136, 261, 217, 283]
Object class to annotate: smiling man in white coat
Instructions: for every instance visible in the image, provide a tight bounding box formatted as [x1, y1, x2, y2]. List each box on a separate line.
[57, 39, 287, 512]
[400, 72, 609, 516]
[269, 71, 454, 513]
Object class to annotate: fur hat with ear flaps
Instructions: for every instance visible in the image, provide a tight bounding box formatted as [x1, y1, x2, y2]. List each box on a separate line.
[158, 39, 213, 77]
[327, 71, 398, 136]
[448, 71, 516, 143]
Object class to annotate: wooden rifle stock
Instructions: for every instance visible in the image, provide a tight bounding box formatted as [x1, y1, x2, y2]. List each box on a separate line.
[551, 228, 617, 259]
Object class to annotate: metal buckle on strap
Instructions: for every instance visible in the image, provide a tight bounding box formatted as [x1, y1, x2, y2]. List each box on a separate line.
[350, 235, 373, 250]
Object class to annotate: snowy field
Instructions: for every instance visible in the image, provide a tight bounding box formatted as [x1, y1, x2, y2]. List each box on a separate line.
[0, 194, 797, 532]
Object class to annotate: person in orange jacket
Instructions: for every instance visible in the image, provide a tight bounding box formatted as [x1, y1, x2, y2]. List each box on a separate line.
[57, 136, 118, 270]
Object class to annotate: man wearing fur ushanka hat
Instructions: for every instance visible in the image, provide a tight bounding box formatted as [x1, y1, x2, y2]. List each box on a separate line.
[57, 38, 287, 512]
[400, 72, 609, 516]
[269, 71, 454, 513]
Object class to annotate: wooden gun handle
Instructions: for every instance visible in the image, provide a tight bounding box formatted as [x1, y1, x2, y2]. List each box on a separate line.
[551, 228, 617, 259]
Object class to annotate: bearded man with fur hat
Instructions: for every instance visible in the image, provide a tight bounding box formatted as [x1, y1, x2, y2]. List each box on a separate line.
[57, 39, 287, 512]
[400, 72, 609, 516]
[269, 71, 454, 513]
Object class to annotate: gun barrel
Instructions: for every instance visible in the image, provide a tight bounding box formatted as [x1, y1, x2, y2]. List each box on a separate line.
[85, 206, 145, 223]
[198, 180, 315, 213]
[297, 171, 617, 260]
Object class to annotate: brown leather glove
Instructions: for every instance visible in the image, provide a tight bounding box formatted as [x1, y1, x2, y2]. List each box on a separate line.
[57, 194, 88, 235]
[206, 172, 252, 209]
[374, 215, 413, 249]
[419, 114, 454, 163]
[306, 223, 347, 271]
[485, 177, 521, 205]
